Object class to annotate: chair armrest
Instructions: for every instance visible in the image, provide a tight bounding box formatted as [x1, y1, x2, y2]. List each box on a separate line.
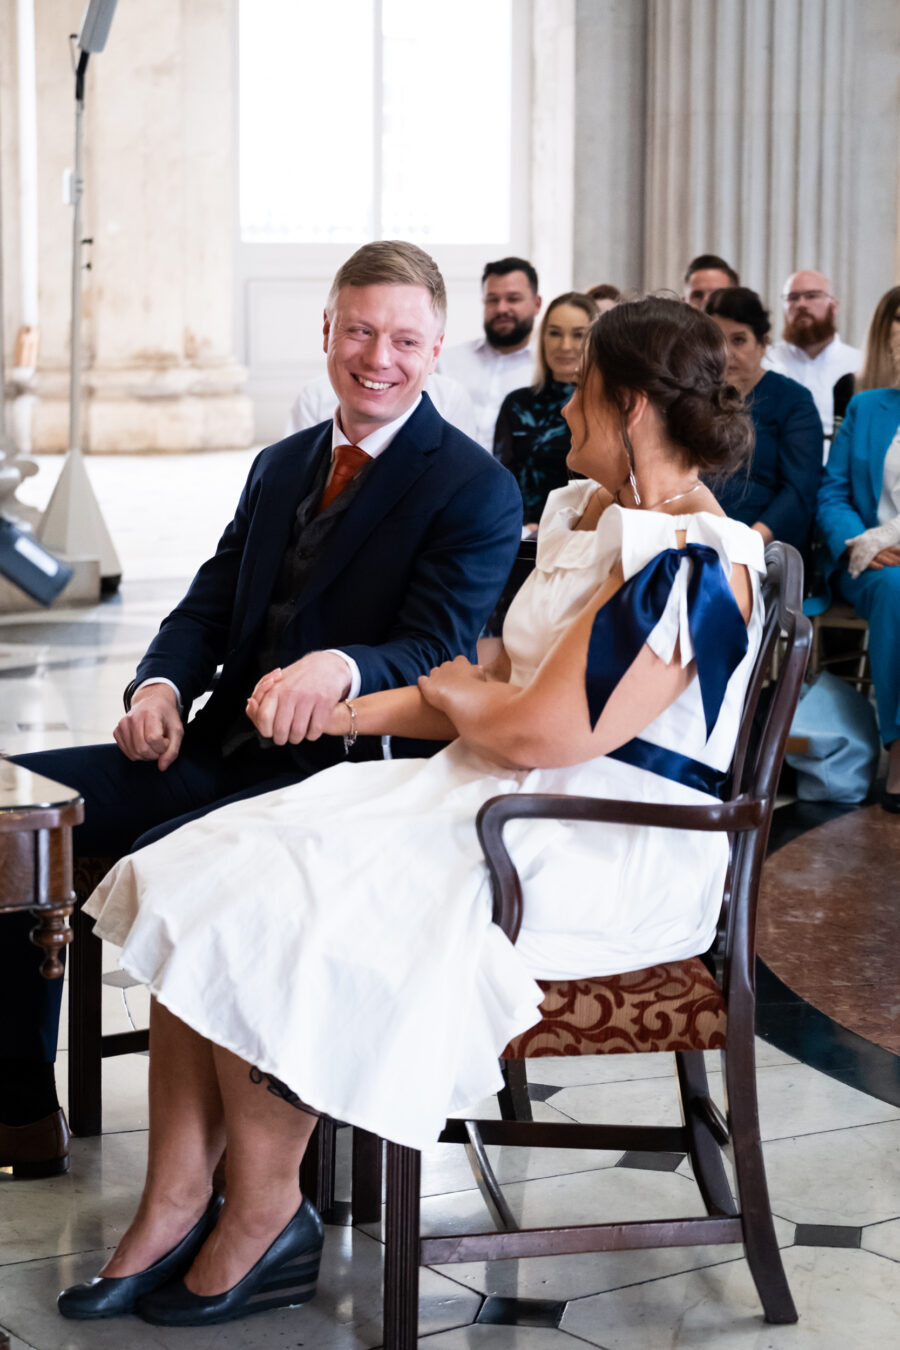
[475, 792, 767, 942]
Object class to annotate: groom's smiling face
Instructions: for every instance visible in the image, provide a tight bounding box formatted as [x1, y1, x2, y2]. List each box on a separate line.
[324, 284, 444, 444]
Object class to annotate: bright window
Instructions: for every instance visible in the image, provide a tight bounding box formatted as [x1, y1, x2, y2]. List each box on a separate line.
[239, 0, 512, 245]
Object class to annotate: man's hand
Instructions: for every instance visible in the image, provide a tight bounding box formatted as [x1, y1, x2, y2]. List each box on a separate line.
[246, 651, 352, 744]
[114, 685, 184, 771]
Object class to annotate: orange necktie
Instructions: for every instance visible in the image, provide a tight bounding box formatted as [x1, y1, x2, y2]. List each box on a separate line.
[317, 444, 371, 515]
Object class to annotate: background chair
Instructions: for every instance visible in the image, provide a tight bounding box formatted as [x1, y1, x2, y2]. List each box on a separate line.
[382, 541, 811, 1348]
[809, 600, 871, 693]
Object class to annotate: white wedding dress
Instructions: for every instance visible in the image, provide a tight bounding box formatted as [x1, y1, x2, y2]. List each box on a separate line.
[86, 484, 765, 1149]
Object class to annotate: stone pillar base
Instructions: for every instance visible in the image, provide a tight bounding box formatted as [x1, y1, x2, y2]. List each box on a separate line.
[30, 362, 255, 454]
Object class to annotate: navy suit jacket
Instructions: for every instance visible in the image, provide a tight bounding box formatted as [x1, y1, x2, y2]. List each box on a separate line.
[713, 370, 822, 554]
[131, 394, 522, 760]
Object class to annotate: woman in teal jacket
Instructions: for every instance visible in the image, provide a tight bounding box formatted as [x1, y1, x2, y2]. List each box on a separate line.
[817, 384, 900, 810]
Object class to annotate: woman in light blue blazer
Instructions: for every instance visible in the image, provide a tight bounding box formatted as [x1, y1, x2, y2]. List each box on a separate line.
[817, 367, 900, 809]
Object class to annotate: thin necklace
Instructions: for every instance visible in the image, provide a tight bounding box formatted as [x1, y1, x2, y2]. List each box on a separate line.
[643, 481, 703, 512]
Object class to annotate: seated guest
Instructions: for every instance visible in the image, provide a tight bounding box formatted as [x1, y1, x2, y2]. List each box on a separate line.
[682, 254, 739, 310]
[493, 290, 598, 529]
[764, 269, 861, 438]
[0, 241, 522, 1183]
[832, 284, 900, 421]
[817, 284, 900, 812]
[705, 287, 823, 555]
[439, 257, 542, 451]
[586, 282, 620, 313]
[60, 298, 762, 1326]
[286, 369, 476, 441]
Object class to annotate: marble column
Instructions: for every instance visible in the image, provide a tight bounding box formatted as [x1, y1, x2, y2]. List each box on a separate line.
[573, 0, 648, 293]
[530, 0, 576, 306]
[25, 0, 252, 453]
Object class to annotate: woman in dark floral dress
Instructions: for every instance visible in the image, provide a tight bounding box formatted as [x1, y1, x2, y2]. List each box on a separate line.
[494, 291, 599, 528]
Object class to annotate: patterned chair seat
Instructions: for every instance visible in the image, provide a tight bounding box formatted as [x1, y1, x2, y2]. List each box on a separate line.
[501, 957, 727, 1059]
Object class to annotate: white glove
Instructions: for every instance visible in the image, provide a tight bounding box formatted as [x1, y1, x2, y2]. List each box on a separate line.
[845, 514, 900, 578]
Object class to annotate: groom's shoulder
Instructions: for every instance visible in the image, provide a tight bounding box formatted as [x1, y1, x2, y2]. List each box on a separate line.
[408, 394, 512, 488]
[247, 423, 331, 479]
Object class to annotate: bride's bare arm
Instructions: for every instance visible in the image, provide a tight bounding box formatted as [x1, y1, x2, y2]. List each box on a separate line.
[250, 640, 513, 744]
[319, 643, 513, 741]
[482, 645, 511, 683]
[321, 684, 458, 741]
[420, 554, 753, 770]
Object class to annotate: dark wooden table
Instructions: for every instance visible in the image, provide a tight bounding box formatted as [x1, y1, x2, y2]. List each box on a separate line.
[0, 759, 83, 977]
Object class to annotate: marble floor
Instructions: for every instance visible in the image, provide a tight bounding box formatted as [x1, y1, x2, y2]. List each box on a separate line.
[1, 452, 899, 1349]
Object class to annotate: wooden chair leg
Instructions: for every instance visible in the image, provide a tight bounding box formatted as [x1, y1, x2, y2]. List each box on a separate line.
[300, 1115, 337, 1219]
[68, 905, 102, 1137]
[384, 1142, 421, 1350]
[676, 1050, 736, 1218]
[497, 1057, 532, 1121]
[723, 1040, 798, 1323]
[464, 1119, 517, 1231]
[351, 1128, 383, 1225]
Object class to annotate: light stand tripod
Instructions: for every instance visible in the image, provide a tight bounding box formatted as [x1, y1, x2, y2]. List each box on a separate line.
[37, 1, 122, 592]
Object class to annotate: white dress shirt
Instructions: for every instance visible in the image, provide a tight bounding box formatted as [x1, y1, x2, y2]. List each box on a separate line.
[763, 335, 861, 437]
[878, 423, 900, 525]
[138, 397, 424, 708]
[438, 337, 535, 452]
[287, 371, 476, 442]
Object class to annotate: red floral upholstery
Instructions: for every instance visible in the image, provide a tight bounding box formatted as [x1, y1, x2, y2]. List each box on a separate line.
[501, 958, 727, 1058]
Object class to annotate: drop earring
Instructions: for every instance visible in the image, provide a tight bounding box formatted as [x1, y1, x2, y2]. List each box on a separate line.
[623, 428, 641, 506]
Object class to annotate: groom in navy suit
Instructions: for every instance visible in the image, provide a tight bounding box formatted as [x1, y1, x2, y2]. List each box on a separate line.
[1, 241, 522, 1174]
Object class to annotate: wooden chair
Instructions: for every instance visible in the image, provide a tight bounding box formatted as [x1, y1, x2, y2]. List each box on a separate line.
[382, 542, 811, 1346]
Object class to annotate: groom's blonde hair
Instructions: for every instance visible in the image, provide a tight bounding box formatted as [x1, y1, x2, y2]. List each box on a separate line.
[326, 241, 447, 331]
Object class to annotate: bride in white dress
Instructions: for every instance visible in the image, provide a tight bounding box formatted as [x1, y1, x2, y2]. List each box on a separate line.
[62, 297, 763, 1327]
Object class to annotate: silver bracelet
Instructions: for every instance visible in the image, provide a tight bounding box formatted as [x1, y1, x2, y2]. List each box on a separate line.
[342, 699, 358, 753]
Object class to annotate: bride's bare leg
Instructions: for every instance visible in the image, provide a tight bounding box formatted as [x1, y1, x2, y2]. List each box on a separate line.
[184, 1044, 319, 1296]
[101, 999, 225, 1277]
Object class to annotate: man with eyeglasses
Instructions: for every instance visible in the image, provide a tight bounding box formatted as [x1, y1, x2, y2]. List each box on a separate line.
[764, 269, 861, 438]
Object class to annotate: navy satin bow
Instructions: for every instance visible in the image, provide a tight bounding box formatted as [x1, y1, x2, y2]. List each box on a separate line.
[586, 544, 748, 739]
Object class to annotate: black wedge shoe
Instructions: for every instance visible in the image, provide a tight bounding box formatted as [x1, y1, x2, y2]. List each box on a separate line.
[135, 1195, 324, 1326]
[57, 1191, 224, 1320]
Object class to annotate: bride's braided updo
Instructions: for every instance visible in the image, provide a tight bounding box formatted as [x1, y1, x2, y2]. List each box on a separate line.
[585, 296, 753, 476]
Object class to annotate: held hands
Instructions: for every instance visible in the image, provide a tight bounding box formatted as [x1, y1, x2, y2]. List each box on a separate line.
[418, 655, 486, 713]
[246, 651, 351, 744]
[846, 515, 900, 577]
[114, 685, 184, 771]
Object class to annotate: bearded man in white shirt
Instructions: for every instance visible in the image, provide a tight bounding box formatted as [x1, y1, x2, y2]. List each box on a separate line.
[764, 270, 861, 438]
[439, 256, 542, 452]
